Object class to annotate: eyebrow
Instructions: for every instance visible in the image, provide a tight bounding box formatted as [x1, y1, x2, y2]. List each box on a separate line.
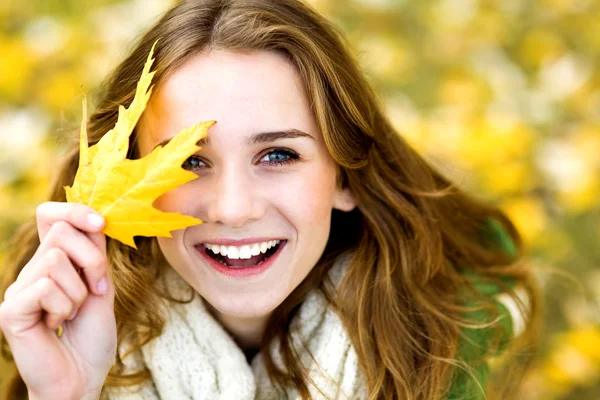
[152, 128, 315, 150]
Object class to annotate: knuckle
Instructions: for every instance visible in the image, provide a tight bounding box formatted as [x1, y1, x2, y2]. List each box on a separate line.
[45, 221, 74, 246]
[45, 247, 67, 266]
[51, 220, 72, 236]
[3, 283, 18, 301]
[74, 284, 88, 306]
[0, 299, 24, 336]
[37, 277, 55, 296]
[35, 202, 50, 221]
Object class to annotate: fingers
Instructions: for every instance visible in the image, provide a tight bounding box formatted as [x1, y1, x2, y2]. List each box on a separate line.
[0, 201, 117, 399]
[22, 221, 108, 296]
[36, 202, 105, 243]
[37, 278, 74, 330]
[8, 249, 88, 319]
[87, 230, 107, 257]
[0, 277, 74, 337]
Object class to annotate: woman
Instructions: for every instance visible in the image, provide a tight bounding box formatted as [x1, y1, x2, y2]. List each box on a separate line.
[0, 0, 540, 399]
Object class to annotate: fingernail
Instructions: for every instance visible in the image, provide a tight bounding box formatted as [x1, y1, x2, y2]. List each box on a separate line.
[87, 213, 104, 228]
[97, 277, 108, 294]
[68, 310, 78, 320]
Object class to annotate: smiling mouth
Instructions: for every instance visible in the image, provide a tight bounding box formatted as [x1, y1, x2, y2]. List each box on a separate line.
[197, 241, 284, 269]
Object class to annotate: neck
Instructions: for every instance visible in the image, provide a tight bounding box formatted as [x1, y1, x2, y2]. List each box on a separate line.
[203, 300, 270, 351]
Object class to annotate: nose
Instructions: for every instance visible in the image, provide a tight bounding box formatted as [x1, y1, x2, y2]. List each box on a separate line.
[205, 166, 265, 228]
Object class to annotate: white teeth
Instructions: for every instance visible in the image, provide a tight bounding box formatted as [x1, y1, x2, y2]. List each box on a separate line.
[239, 245, 252, 259]
[203, 240, 282, 258]
[227, 246, 240, 259]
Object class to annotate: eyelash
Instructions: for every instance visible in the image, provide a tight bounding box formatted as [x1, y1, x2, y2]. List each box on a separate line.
[261, 148, 301, 166]
[181, 148, 300, 171]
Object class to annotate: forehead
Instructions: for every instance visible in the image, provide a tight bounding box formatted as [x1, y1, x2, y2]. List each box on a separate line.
[137, 49, 316, 152]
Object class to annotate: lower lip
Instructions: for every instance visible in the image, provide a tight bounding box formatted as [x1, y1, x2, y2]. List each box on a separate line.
[195, 241, 286, 278]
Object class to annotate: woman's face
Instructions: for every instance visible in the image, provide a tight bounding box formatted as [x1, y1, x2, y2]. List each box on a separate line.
[137, 50, 355, 322]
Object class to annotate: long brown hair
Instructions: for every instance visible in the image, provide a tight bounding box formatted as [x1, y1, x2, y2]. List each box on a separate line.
[1, 0, 541, 399]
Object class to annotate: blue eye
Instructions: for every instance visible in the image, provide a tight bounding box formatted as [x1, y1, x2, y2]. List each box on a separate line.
[182, 156, 207, 171]
[259, 148, 300, 166]
[181, 148, 300, 172]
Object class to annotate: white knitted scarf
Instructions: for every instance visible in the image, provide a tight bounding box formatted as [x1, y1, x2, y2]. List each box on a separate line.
[104, 251, 367, 399]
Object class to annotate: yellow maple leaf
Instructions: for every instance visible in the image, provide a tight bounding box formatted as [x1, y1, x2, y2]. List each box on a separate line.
[64, 40, 214, 248]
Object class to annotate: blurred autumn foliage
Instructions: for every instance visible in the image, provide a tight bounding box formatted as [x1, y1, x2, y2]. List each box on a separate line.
[1, 0, 599, 398]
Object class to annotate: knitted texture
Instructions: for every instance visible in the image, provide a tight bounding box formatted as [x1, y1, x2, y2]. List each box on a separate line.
[104, 251, 367, 400]
[104, 219, 523, 399]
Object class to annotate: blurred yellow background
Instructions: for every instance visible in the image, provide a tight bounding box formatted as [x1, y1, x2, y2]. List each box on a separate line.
[1, 0, 599, 398]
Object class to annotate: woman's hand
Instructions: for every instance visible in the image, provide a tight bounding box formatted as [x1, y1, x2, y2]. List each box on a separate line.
[0, 202, 117, 400]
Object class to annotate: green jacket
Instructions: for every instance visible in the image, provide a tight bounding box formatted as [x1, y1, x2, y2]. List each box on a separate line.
[448, 219, 521, 400]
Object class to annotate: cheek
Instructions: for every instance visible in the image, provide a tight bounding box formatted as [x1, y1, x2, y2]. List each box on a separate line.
[272, 166, 337, 222]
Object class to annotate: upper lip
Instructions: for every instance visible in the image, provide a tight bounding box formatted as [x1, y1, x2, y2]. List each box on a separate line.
[195, 238, 286, 246]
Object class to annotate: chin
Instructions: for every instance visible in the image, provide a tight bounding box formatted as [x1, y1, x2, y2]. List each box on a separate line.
[201, 287, 284, 320]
